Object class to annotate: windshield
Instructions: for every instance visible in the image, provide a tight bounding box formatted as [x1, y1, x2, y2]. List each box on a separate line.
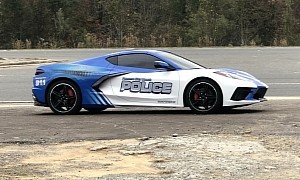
[157, 51, 205, 70]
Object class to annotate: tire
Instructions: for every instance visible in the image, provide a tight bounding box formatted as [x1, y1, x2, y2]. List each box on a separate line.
[84, 108, 106, 114]
[47, 80, 82, 115]
[185, 79, 223, 114]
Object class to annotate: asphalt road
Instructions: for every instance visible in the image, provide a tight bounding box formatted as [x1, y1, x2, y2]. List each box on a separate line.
[0, 47, 299, 144]
[0, 47, 300, 101]
[0, 48, 299, 180]
[0, 100, 299, 143]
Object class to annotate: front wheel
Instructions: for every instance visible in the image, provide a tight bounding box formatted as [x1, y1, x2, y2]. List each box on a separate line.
[47, 80, 82, 115]
[185, 79, 223, 114]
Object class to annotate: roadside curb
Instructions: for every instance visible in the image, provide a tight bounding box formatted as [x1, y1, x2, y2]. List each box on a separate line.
[0, 58, 64, 68]
[0, 101, 33, 104]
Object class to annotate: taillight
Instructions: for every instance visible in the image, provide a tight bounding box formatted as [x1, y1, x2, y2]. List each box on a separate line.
[35, 69, 44, 75]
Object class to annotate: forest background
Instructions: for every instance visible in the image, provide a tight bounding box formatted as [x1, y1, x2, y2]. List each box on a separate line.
[0, 0, 300, 49]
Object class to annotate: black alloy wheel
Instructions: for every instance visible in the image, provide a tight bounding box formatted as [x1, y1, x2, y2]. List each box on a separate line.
[186, 79, 222, 114]
[47, 80, 82, 114]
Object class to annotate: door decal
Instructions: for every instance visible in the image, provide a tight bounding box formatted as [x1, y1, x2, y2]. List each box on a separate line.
[120, 77, 172, 94]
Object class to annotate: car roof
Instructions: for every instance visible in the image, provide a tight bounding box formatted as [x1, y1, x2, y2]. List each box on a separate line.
[104, 49, 165, 57]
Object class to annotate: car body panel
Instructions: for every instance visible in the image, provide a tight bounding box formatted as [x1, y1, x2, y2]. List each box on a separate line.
[32, 50, 268, 112]
[99, 71, 180, 107]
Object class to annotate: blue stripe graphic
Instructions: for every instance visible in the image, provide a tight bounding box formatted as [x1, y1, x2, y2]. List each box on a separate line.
[99, 92, 112, 105]
[91, 93, 101, 104]
[92, 90, 106, 105]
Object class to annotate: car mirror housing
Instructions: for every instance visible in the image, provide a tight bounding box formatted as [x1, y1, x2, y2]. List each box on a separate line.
[154, 61, 175, 71]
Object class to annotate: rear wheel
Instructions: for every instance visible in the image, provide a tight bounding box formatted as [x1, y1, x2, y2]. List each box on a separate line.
[185, 79, 222, 114]
[47, 80, 82, 114]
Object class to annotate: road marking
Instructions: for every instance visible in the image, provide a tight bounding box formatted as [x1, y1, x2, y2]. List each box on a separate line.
[0, 101, 33, 103]
[0, 104, 33, 108]
[267, 83, 300, 85]
[0, 75, 27, 77]
[266, 96, 300, 100]
[0, 101, 33, 108]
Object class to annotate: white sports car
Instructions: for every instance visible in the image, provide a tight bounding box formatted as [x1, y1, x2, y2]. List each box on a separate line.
[32, 50, 268, 114]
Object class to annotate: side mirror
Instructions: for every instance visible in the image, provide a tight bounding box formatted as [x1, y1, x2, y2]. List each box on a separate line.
[154, 61, 175, 71]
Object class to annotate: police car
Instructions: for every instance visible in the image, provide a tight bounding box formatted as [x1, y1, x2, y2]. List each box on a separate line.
[32, 50, 268, 114]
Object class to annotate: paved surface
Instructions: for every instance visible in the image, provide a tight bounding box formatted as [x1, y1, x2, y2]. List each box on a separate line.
[0, 100, 299, 143]
[0, 48, 299, 143]
[0, 48, 299, 179]
[0, 47, 300, 101]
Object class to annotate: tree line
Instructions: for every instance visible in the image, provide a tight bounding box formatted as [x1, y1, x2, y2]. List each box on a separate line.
[0, 0, 300, 49]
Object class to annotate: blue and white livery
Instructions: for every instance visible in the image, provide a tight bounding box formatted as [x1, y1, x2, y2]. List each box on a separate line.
[32, 50, 268, 114]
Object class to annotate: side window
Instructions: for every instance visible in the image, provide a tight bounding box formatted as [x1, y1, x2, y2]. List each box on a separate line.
[118, 54, 161, 69]
[107, 56, 118, 65]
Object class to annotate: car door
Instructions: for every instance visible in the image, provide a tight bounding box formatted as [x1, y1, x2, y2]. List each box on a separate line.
[107, 53, 180, 107]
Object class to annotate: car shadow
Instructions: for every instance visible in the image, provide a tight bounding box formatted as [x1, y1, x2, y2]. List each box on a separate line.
[36, 108, 266, 116]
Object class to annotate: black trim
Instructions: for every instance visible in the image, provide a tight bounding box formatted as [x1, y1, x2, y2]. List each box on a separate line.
[92, 72, 129, 90]
[33, 98, 46, 106]
[253, 88, 267, 100]
[231, 87, 252, 101]
[32, 93, 47, 106]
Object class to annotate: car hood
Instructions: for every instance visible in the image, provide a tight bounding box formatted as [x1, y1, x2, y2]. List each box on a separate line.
[216, 68, 267, 87]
